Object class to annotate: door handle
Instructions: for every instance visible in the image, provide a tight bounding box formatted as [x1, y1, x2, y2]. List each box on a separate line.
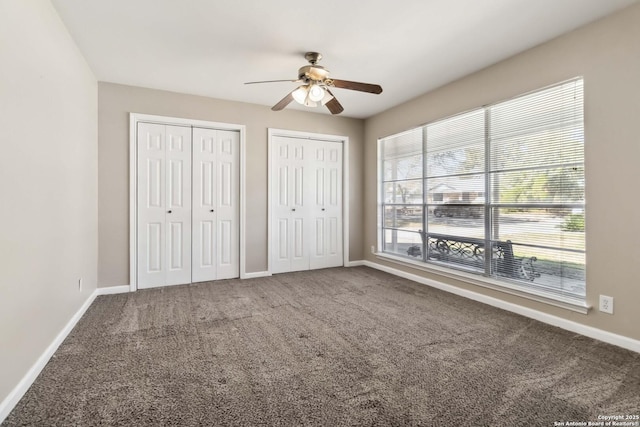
[167, 210, 172, 214]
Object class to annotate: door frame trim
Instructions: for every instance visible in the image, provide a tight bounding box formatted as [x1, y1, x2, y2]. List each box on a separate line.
[267, 128, 350, 274]
[129, 113, 247, 291]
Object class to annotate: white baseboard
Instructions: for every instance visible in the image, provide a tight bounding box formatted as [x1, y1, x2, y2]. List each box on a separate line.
[345, 260, 365, 267]
[242, 271, 272, 279]
[96, 285, 130, 295]
[362, 260, 640, 354]
[0, 288, 99, 424]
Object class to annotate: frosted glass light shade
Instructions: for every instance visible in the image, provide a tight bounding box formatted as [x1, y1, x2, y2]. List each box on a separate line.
[292, 85, 308, 104]
[308, 84, 325, 102]
[291, 84, 330, 107]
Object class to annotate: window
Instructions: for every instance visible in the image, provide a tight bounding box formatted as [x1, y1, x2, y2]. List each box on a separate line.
[379, 78, 585, 302]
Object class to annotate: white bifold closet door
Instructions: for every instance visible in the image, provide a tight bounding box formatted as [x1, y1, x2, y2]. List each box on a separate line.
[309, 141, 343, 270]
[192, 128, 239, 282]
[137, 123, 192, 288]
[271, 136, 343, 274]
[137, 123, 239, 289]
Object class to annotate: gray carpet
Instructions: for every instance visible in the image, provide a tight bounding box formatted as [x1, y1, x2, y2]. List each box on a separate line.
[4, 267, 640, 426]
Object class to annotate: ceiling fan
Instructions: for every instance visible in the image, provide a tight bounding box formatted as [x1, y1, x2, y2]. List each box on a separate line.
[245, 52, 383, 115]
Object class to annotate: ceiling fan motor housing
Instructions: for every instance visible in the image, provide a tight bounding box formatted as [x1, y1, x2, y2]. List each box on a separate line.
[298, 65, 330, 83]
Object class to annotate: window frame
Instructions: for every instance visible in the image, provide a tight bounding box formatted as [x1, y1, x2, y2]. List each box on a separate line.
[377, 77, 586, 308]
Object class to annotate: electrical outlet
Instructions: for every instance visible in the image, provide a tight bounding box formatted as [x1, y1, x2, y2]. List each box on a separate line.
[599, 295, 613, 314]
[371, 245, 375, 253]
[78, 278, 83, 292]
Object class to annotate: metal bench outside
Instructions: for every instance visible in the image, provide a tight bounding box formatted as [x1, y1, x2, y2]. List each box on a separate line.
[407, 231, 540, 281]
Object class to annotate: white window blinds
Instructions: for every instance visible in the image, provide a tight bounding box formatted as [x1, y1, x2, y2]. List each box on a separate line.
[379, 78, 585, 302]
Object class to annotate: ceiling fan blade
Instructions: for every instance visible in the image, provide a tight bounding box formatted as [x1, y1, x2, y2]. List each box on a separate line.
[245, 79, 299, 85]
[271, 90, 295, 111]
[325, 90, 344, 115]
[330, 79, 383, 94]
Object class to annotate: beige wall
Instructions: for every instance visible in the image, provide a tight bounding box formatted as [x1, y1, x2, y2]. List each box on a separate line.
[98, 83, 364, 286]
[364, 4, 640, 341]
[0, 0, 98, 405]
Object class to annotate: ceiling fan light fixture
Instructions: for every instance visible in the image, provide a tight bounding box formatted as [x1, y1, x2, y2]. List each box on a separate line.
[292, 85, 309, 104]
[292, 83, 328, 107]
[308, 84, 325, 102]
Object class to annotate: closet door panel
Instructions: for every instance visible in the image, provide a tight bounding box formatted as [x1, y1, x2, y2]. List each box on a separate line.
[325, 143, 343, 264]
[215, 130, 239, 279]
[271, 137, 311, 273]
[309, 141, 343, 269]
[271, 137, 293, 273]
[137, 123, 167, 288]
[192, 128, 217, 282]
[289, 143, 310, 272]
[165, 125, 192, 286]
[192, 128, 239, 281]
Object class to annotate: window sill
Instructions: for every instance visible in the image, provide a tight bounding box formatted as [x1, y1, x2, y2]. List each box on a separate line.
[372, 251, 590, 314]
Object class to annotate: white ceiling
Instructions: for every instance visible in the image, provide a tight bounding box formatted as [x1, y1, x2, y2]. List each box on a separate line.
[52, 0, 637, 119]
